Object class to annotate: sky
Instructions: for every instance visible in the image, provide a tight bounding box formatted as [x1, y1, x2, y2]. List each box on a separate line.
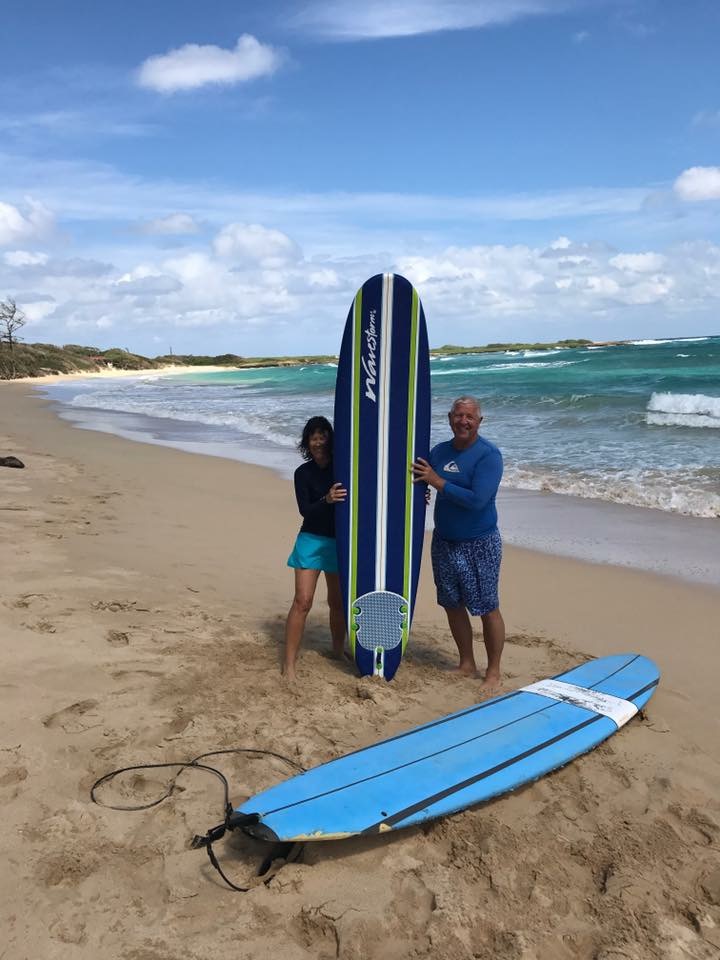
[1, 0, 719, 356]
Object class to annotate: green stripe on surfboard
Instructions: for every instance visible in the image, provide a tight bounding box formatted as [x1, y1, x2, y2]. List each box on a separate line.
[401, 287, 419, 651]
[350, 286, 362, 655]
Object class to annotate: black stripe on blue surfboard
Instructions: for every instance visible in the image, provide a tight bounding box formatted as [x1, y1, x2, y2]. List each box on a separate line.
[333, 298, 355, 621]
[384, 276, 416, 599]
[551, 652, 640, 684]
[332, 653, 642, 764]
[361, 678, 658, 833]
[251, 665, 657, 819]
[354, 274, 383, 599]
[258, 696, 568, 817]
[333, 274, 382, 613]
[409, 308, 431, 610]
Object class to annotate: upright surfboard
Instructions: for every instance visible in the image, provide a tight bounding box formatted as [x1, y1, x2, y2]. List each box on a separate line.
[234, 654, 659, 842]
[333, 274, 431, 681]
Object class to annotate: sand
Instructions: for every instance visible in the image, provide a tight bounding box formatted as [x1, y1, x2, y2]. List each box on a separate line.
[8, 364, 240, 385]
[1, 383, 719, 960]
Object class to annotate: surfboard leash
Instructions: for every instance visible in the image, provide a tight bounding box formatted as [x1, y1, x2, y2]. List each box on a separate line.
[90, 747, 306, 892]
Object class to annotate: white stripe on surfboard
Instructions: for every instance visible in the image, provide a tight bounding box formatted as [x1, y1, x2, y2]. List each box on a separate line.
[520, 679, 639, 728]
[375, 274, 393, 590]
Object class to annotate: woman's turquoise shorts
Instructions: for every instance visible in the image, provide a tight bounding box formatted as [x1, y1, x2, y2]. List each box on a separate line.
[287, 533, 339, 574]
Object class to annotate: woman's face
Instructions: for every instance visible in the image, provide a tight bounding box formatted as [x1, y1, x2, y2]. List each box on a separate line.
[308, 429, 330, 462]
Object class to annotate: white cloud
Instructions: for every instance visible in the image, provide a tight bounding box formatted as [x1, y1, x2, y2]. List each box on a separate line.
[673, 166, 720, 202]
[3, 229, 719, 351]
[396, 238, 711, 320]
[609, 252, 666, 273]
[137, 35, 282, 93]
[4, 250, 48, 267]
[6, 254, 111, 279]
[0, 197, 54, 246]
[293, 0, 574, 39]
[213, 223, 301, 266]
[0, 153, 651, 236]
[0, 110, 154, 139]
[22, 299, 57, 323]
[114, 274, 183, 295]
[140, 213, 200, 236]
[308, 267, 342, 288]
[572, 30, 590, 43]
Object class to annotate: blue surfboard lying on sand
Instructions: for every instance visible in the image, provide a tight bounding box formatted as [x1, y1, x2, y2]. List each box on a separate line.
[235, 654, 659, 842]
[333, 274, 431, 681]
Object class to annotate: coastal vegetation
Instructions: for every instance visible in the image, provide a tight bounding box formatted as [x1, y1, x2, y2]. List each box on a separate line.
[0, 336, 602, 379]
[432, 339, 593, 355]
[0, 341, 338, 379]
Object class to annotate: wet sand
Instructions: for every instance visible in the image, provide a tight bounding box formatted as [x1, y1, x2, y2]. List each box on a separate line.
[1, 383, 719, 960]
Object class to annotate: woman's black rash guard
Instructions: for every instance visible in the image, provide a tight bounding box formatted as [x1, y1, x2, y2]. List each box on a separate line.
[294, 459, 335, 538]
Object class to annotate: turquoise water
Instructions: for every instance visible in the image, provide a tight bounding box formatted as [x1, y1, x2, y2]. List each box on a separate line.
[44, 336, 720, 518]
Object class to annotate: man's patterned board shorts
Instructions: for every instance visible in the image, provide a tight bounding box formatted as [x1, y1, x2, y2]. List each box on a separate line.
[431, 528, 502, 615]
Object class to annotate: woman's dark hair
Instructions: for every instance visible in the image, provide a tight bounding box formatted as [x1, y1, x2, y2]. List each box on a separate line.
[298, 416, 333, 460]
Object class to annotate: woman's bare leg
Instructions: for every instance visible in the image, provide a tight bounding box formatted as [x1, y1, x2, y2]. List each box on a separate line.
[282, 568, 320, 680]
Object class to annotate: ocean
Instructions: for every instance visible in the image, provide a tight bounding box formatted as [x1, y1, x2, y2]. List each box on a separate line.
[42, 336, 720, 521]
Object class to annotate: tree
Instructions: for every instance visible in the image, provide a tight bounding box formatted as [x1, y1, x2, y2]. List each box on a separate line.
[0, 297, 27, 379]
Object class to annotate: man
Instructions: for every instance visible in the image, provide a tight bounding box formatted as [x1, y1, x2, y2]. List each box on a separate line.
[412, 396, 505, 690]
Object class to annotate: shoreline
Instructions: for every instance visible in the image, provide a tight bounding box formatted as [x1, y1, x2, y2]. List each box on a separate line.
[34, 385, 720, 586]
[2, 363, 240, 385]
[2, 381, 720, 958]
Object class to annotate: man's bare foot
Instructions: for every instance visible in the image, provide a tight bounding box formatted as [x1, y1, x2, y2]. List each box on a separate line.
[480, 671, 501, 693]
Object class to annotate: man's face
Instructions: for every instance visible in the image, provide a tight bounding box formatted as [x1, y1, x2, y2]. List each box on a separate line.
[448, 402, 482, 444]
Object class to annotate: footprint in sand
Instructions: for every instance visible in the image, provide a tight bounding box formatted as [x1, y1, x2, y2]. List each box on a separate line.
[6, 593, 47, 609]
[106, 630, 130, 647]
[25, 619, 57, 634]
[92, 600, 148, 612]
[0, 766, 28, 787]
[42, 699, 99, 733]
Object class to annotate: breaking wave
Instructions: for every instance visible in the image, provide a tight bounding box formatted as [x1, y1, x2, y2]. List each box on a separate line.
[646, 392, 720, 429]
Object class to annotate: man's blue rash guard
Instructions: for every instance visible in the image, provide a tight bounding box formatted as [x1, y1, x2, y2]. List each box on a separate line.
[429, 437, 503, 541]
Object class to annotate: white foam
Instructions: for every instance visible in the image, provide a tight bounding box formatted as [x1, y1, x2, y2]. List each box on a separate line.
[632, 337, 709, 345]
[520, 349, 563, 357]
[485, 360, 585, 371]
[432, 366, 483, 376]
[503, 464, 720, 518]
[646, 392, 720, 428]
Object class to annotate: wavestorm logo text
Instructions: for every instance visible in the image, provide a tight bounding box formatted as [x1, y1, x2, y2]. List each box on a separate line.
[362, 309, 378, 402]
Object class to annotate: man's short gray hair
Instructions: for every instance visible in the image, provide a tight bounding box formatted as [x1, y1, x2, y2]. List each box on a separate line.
[450, 396, 482, 416]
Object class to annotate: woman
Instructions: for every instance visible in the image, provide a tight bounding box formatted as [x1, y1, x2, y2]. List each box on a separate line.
[282, 416, 347, 680]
